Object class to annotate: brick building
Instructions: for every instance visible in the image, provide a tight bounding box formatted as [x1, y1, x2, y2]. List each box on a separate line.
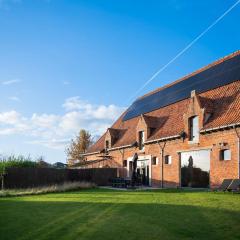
[80, 51, 240, 188]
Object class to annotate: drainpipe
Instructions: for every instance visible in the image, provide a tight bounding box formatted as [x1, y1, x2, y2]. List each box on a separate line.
[118, 148, 124, 177]
[234, 127, 240, 178]
[157, 141, 166, 188]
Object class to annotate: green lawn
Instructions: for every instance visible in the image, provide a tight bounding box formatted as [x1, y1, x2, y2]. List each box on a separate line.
[0, 189, 240, 240]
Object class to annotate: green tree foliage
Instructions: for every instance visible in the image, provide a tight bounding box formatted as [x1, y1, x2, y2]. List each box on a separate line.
[0, 155, 39, 190]
[0, 155, 38, 169]
[66, 129, 93, 165]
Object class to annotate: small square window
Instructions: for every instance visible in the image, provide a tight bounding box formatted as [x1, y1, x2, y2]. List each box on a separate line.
[152, 157, 157, 165]
[220, 149, 231, 161]
[123, 160, 127, 167]
[165, 155, 172, 165]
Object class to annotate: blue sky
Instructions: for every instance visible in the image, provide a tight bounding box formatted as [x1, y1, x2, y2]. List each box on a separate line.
[0, 0, 239, 163]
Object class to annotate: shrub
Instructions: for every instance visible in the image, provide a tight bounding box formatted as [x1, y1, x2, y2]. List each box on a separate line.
[0, 155, 38, 169]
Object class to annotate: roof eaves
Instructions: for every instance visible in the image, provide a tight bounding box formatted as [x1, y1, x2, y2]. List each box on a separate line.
[81, 151, 101, 156]
[200, 122, 240, 133]
[108, 143, 135, 151]
[145, 134, 181, 144]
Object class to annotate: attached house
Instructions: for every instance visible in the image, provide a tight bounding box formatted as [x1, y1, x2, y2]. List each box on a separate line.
[81, 51, 240, 188]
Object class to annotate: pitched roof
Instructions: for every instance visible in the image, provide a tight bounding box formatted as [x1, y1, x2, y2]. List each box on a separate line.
[87, 52, 240, 153]
[123, 50, 240, 121]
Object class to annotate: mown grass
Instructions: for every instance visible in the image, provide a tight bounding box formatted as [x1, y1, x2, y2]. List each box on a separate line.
[0, 188, 240, 240]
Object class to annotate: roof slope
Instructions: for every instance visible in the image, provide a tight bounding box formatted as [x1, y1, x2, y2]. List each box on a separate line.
[87, 52, 240, 153]
[123, 50, 240, 121]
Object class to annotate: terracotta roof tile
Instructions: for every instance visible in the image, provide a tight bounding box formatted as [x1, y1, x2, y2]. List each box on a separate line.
[87, 51, 240, 153]
[88, 80, 240, 153]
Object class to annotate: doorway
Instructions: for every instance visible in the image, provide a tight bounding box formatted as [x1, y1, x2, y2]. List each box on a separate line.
[127, 155, 151, 186]
[136, 164, 149, 186]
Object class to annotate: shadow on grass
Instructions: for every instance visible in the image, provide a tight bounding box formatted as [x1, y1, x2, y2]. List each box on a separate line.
[0, 198, 240, 240]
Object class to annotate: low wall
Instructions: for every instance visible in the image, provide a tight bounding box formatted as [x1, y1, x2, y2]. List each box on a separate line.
[4, 167, 119, 189]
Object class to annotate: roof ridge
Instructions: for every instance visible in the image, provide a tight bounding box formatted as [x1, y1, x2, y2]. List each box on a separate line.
[137, 50, 240, 101]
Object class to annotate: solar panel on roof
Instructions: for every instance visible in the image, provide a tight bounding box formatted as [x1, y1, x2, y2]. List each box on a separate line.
[123, 54, 240, 121]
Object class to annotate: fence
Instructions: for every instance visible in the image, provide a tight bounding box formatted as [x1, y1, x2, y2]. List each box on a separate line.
[4, 167, 119, 189]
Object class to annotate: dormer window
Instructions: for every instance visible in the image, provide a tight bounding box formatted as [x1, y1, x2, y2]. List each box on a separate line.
[189, 116, 199, 142]
[105, 140, 110, 150]
[138, 131, 145, 150]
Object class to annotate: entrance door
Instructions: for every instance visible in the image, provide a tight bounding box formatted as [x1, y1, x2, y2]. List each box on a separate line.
[136, 165, 149, 186]
[181, 150, 210, 188]
[127, 155, 151, 186]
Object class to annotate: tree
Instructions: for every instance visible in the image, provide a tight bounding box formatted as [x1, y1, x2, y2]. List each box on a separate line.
[36, 157, 52, 168]
[66, 129, 93, 165]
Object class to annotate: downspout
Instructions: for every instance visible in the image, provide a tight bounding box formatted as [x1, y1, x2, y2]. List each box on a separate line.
[119, 148, 124, 164]
[119, 148, 124, 177]
[157, 141, 166, 188]
[234, 127, 240, 178]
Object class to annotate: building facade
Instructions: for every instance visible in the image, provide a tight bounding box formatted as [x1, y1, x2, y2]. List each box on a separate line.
[80, 51, 240, 188]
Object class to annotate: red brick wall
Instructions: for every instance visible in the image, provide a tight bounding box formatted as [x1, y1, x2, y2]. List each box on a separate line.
[85, 127, 239, 188]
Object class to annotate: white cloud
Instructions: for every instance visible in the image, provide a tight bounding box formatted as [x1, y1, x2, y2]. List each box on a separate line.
[2, 79, 21, 85]
[62, 96, 85, 111]
[0, 110, 29, 135]
[62, 97, 125, 120]
[0, 110, 22, 125]
[8, 96, 20, 102]
[0, 97, 125, 150]
[31, 113, 60, 128]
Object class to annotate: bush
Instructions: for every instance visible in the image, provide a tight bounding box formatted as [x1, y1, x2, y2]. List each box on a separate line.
[0, 155, 42, 170]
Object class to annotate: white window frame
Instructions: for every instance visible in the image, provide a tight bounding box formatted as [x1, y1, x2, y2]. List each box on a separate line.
[152, 156, 158, 165]
[165, 155, 172, 165]
[189, 116, 199, 143]
[139, 131, 145, 151]
[220, 149, 231, 161]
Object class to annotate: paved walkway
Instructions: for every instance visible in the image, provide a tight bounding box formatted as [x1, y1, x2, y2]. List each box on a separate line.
[99, 186, 210, 191]
[99, 186, 163, 191]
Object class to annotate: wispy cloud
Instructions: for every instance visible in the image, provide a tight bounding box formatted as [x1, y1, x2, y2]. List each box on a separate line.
[2, 79, 21, 85]
[63, 81, 70, 85]
[8, 96, 21, 102]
